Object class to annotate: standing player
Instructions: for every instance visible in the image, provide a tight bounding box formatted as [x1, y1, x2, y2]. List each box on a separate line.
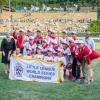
[54, 47, 66, 82]
[71, 32, 78, 43]
[23, 29, 32, 44]
[42, 39, 49, 56]
[33, 30, 43, 44]
[23, 36, 37, 55]
[45, 29, 53, 44]
[69, 39, 80, 80]
[59, 30, 69, 45]
[13, 29, 25, 54]
[48, 30, 58, 47]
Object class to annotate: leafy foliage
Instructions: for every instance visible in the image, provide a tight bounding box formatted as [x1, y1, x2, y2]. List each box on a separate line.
[87, 20, 100, 33]
[0, 0, 6, 4]
[9, 0, 97, 8]
[0, 0, 7, 5]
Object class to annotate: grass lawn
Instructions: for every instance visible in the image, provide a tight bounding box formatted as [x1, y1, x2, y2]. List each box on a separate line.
[0, 40, 100, 100]
[95, 42, 100, 50]
[0, 60, 100, 100]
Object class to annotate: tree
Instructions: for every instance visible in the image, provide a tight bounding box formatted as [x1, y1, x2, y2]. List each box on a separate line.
[0, 0, 7, 5]
[96, 0, 100, 3]
[87, 20, 100, 33]
[1, 0, 96, 10]
[0, 0, 7, 13]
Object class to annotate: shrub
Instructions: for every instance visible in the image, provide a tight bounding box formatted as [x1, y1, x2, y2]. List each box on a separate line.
[87, 20, 100, 33]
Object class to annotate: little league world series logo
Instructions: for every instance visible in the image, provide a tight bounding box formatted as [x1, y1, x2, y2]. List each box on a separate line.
[14, 62, 23, 77]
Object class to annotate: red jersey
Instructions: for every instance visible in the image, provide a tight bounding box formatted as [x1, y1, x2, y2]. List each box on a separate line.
[75, 48, 82, 60]
[81, 45, 100, 65]
[70, 44, 78, 57]
[13, 31, 24, 48]
[33, 35, 43, 44]
[43, 43, 49, 49]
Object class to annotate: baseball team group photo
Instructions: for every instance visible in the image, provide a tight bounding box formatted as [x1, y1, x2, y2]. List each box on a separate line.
[0, 0, 100, 100]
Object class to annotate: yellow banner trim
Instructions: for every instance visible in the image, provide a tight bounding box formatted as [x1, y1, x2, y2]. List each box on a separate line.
[12, 56, 61, 83]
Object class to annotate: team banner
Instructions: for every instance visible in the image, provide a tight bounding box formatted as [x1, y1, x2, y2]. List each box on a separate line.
[9, 57, 61, 83]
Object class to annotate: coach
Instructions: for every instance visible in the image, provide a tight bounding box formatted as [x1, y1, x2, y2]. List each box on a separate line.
[83, 33, 95, 50]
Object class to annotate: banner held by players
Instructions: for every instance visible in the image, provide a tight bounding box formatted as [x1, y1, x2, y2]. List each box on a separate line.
[9, 57, 61, 83]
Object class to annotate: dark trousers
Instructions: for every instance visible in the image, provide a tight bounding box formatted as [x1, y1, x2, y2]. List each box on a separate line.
[72, 58, 81, 79]
[20, 48, 23, 55]
[76, 65, 80, 79]
[72, 58, 77, 78]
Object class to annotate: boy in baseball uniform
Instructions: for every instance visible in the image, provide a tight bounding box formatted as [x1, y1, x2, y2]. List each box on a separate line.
[44, 48, 55, 62]
[54, 47, 67, 82]
[34, 46, 44, 60]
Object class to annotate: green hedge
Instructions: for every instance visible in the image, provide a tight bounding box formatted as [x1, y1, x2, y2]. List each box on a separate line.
[87, 20, 100, 33]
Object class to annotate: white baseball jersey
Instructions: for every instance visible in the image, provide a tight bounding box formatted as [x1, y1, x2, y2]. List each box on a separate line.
[23, 42, 37, 55]
[71, 38, 79, 43]
[63, 47, 73, 65]
[34, 54, 44, 59]
[63, 47, 71, 56]
[59, 37, 67, 44]
[23, 55, 32, 58]
[45, 36, 51, 44]
[44, 56, 54, 62]
[50, 38, 58, 44]
[46, 36, 58, 46]
[54, 56, 66, 67]
[42, 44, 49, 53]
[54, 56, 65, 82]
[23, 35, 31, 43]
